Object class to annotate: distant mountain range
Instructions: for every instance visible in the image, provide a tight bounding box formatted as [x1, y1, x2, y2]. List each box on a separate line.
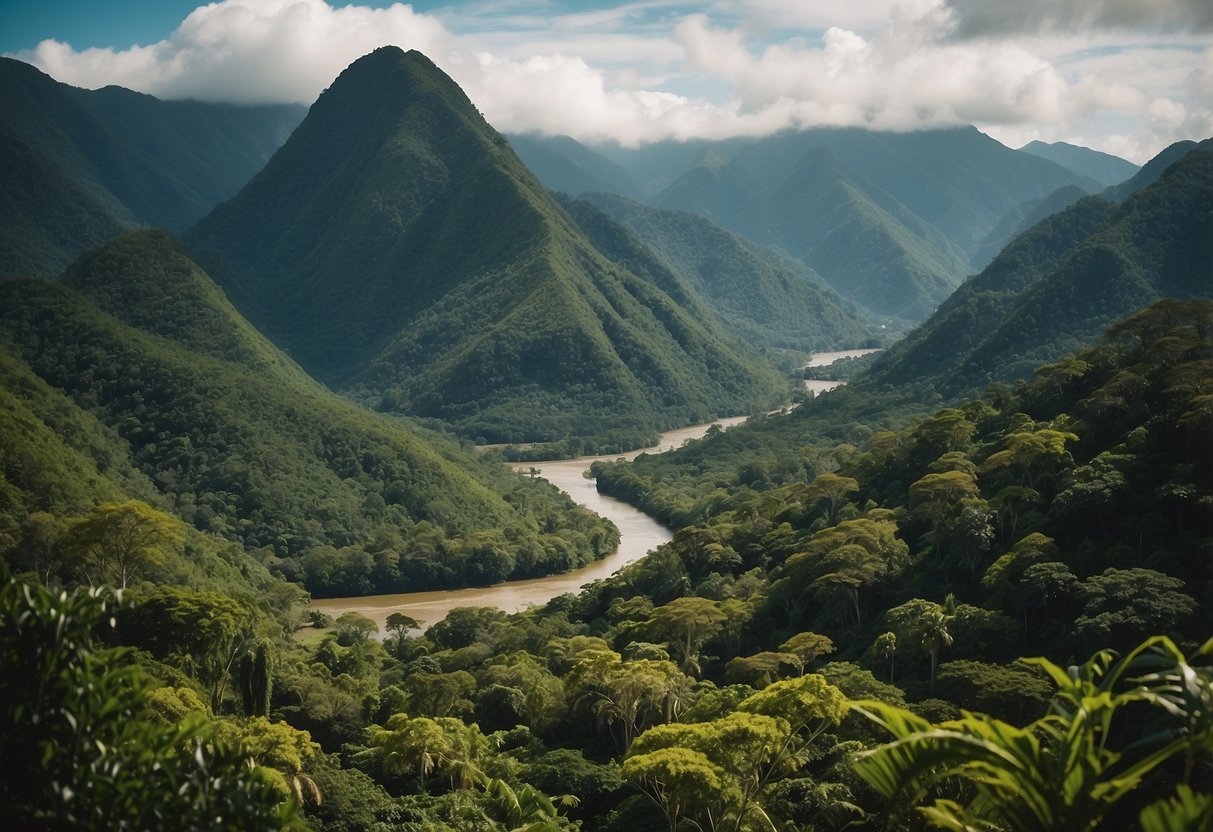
[865, 139, 1213, 394]
[510, 127, 1128, 325]
[0, 58, 304, 276]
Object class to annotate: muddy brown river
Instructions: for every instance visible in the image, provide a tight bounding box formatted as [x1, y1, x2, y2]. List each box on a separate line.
[311, 350, 880, 632]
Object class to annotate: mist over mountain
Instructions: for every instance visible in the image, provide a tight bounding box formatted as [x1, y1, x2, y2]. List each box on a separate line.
[0, 57, 303, 276]
[515, 127, 1101, 324]
[1020, 140, 1140, 188]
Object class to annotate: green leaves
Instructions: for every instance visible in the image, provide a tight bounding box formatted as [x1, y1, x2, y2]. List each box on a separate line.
[853, 636, 1213, 831]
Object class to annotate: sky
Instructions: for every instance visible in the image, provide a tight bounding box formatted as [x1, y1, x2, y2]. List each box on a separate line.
[2, 0, 1211, 163]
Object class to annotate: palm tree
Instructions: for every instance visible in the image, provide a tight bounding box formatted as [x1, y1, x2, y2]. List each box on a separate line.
[852, 636, 1213, 831]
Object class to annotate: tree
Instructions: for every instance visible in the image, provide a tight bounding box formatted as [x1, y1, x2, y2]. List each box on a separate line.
[803, 472, 859, 526]
[779, 631, 836, 676]
[622, 746, 727, 832]
[0, 570, 304, 830]
[62, 500, 184, 588]
[874, 632, 896, 683]
[1075, 567, 1197, 655]
[334, 611, 378, 646]
[368, 714, 489, 792]
[385, 611, 420, 658]
[852, 636, 1213, 831]
[981, 428, 1077, 491]
[214, 716, 322, 807]
[644, 596, 728, 677]
[885, 599, 953, 690]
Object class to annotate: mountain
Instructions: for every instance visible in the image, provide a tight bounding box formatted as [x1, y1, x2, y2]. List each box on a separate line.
[574, 191, 877, 350]
[0, 130, 130, 278]
[570, 127, 1097, 323]
[969, 184, 1090, 270]
[1019, 140, 1139, 188]
[727, 147, 970, 321]
[1101, 139, 1200, 203]
[0, 230, 619, 595]
[508, 133, 641, 199]
[0, 57, 304, 276]
[865, 141, 1213, 394]
[186, 47, 789, 445]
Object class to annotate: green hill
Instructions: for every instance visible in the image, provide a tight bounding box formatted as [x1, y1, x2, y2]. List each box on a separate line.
[573, 191, 877, 350]
[0, 233, 619, 595]
[0, 57, 304, 276]
[186, 48, 789, 445]
[867, 142, 1213, 394]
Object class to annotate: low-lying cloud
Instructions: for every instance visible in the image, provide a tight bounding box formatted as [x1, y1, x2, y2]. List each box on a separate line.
[9, 0, 1212, 162]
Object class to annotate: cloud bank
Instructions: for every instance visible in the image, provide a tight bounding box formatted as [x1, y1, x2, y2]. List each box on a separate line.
[11, 0, 1213, 162]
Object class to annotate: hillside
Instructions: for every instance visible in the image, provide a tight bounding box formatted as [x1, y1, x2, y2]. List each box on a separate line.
[0, 57, 304, 276]
[867, 142, 1213, 394]
[0, 233, 619, 595]
[1020, 140, 1139, 187]
[186, 47, 789, 446]
[508, 133, 641, 199]
[573, 192, 877, 349]
[542, 127, 1097, 323]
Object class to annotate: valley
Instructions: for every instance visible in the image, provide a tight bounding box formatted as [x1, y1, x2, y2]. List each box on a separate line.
[1, 32, 1210, 832]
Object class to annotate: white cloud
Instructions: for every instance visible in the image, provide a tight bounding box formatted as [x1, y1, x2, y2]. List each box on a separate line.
[20, 0, 450, 105]
[8, 0, 1211, 161]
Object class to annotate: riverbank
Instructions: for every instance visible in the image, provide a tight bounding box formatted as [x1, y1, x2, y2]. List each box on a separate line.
[309, 350, 878, 633]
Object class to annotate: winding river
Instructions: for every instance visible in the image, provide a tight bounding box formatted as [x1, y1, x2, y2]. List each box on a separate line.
[311, 350, 881, 632]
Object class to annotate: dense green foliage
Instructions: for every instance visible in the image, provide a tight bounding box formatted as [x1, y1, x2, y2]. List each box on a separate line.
[0, 233, 618, 595]
[571, 192, 879, 351]
[0, 57, 303, 276]
[0, 570, 306, 830]
[4, 300, 1209, 830]
[868, 143, 1213, 395]
[186, 47, 790, 446]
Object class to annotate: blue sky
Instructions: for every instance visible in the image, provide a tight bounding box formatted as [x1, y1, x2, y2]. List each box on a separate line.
[3, 0, 1210, 162]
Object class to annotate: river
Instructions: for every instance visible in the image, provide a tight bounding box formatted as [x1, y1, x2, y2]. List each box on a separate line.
[311, 350, 880, 633]
[801, 348, 882, 395]
[310, 415, 751, 631]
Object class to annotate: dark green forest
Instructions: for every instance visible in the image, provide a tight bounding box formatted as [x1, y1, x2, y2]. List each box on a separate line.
[1, 44, 1210, 832]
[5, 302, 1210, 831]
[0, 232, 619, 596]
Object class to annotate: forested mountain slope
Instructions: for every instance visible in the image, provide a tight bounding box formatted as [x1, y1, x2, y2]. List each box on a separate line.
[568, 192, 877, 350]
[867, 141, 1213, 394]
[0, 57, 304, 275]
[1020, 139, 1139, 187]
[187, 47, 789, 446]
[0, 233, 618, 595]
[519, 127, 1099, 324]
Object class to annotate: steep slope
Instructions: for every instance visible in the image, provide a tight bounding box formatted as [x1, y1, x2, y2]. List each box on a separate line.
[1101, 139, 1200, 203]
[508, 133, 640, 198]
[61, 230, 313, 383]
[636, 127, 1094, 322]
[740, 148, 969, 320]
[866, 143, 1213, 394]
[187, 48, 788, 444]
[0, 130, 130, 277]
[0, 57, 304, 274]
[1020, 140, 1139, 188]
[969, 184, 1090, 269]
[0, 234, 619, 594]
[574, 192, 876, 350]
